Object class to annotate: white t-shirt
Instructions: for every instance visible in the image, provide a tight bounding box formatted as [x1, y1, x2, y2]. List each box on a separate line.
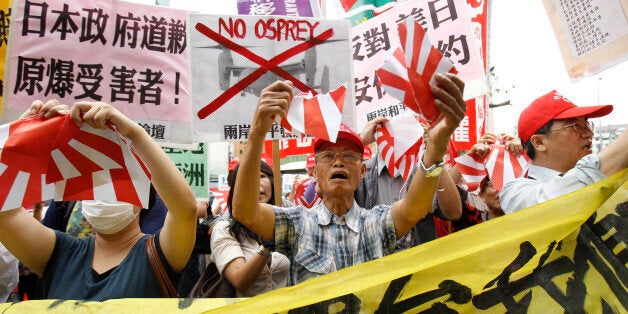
[210, 220, 289, 297]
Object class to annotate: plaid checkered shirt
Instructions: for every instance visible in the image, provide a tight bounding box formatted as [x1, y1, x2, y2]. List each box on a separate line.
[273, 202, 398, 285]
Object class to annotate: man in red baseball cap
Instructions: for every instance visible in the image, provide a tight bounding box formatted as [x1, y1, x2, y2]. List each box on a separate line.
[501, 90, 627, 213]
[232, 75, 467, 285]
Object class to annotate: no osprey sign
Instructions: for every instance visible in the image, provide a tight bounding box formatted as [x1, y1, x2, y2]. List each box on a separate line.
[188, 14, 353, 143]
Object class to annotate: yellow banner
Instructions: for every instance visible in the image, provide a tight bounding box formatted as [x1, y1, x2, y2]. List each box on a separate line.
[0, 0, 11, 113]
[1, 170, 626, 313]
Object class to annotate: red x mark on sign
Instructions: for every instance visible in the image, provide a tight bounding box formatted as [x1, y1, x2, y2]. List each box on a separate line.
[195, 23, 335, 119]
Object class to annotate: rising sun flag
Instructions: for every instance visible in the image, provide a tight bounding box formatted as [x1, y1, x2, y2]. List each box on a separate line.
[376, 17, 458, 123]
[280, 84, 347, 142]
[0, 115, 151, 211]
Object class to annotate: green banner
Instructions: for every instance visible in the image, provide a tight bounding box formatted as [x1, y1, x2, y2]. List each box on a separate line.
[163, 144, 208, 199]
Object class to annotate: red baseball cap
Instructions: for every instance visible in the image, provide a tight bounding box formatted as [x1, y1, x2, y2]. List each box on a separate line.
[312, 123, 364, 153]
[518, 90, 613, 143]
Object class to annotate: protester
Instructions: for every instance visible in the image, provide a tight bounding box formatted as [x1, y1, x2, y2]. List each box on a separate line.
[430, 133, 522, 234]
[478, 175, 504, 219]
[0, 100, 197, 300]
[232, 75, 466, 284]
[501, 90, 628, 213]
[355, 116, 462, 247]
[43, 185, 167, 239]
[211, 161, 289, 297]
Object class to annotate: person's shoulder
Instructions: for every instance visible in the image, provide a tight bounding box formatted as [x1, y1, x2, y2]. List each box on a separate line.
[53, 229, 81, 242]
[501, 177, 536, 194]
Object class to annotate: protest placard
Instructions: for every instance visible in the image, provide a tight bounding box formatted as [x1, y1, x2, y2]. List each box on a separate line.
[1, 0, 193, 143]
[189, 14, 354, 142]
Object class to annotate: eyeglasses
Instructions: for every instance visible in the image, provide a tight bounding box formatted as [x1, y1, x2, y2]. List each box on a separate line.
[315, 151, 362, 164]
[545, 121, 594, 134]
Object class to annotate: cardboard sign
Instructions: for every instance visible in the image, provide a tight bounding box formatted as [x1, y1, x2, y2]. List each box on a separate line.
[189, 14, 354, 143]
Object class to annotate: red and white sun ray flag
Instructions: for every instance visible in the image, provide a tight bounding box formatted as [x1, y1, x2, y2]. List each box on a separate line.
[454, 138, 530, 193]
[453, 152, 486, 193]
[280, 85, 346, 142]
[375, 123, 398, 178]
[375, 111, 424, 181]
[0, 115, 151, 212]
[376, 17, 457, 123]
[484, 144, 530, 192]
[0, 116, 60, 212]
[292, 178, 323, 209]
[210, 188, 229, 214]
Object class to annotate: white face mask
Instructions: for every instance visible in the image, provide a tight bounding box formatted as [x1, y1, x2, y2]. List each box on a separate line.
[81, 200, 139, 235]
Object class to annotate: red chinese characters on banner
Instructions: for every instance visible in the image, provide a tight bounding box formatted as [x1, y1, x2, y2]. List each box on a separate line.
[453, 97, 485, 151]
[452, 0, 488, 151]
[264, 138, 314, 159]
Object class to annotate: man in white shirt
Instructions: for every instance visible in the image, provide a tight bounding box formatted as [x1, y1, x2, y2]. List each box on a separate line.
[500, 90, 627, 213]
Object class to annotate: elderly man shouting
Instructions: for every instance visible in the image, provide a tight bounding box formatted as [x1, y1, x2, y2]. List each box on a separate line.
[232, 74, 466, 285]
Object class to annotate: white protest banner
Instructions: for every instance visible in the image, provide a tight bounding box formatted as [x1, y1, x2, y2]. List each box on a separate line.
[352, 0, 486, 131]
[541, 0, 628, 81]
[189, 14, 353, 143]
[1, 0, 193, 144]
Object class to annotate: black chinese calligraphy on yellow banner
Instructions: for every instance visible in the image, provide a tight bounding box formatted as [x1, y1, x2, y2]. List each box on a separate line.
[0, 0, 11, 112]
[0, 170, 626, 313]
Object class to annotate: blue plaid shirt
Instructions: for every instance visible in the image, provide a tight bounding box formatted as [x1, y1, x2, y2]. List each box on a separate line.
[274, 202, 397, 285]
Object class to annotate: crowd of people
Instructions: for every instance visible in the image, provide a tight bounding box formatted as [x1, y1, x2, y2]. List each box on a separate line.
[0, 78, 626, 301]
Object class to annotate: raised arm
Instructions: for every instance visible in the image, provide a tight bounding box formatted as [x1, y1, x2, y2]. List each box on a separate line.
[434, 170, 462, 220]
[392, 74, 466, 239]
[232, 81, 294, 241]
[0, 100, 69, 276]
[70, 101, 197, 272]
[598, 129, 628, 176]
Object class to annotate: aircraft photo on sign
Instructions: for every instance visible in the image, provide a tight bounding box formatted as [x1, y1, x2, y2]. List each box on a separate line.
[188, 14, 353, 143]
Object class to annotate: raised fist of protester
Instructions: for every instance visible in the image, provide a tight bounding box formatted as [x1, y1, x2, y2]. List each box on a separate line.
[250, 80, 294, 137]
[424, 73, 466, 161]
[20, 99, 70, 119]
[360, 116, 389, 146]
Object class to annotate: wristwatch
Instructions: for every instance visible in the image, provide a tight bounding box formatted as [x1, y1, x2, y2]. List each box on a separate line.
[257, 245, 271, 257]
[419, 150, 444, 178]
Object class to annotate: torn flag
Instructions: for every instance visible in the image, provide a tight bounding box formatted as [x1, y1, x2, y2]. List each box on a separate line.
[376, 17, 457, 123]
[0, 115, 151, 212]
[281, 84, 346, 142]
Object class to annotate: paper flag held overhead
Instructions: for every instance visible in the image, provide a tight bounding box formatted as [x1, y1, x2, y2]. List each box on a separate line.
[376, 17, 457, 123]
[0, 115, 151, 212]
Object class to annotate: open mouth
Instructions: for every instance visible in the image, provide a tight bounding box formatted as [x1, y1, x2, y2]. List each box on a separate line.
[330, 172, 348, 180]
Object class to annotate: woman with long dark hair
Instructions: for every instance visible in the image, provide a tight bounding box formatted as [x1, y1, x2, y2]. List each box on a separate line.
[209, 161, 289, 297]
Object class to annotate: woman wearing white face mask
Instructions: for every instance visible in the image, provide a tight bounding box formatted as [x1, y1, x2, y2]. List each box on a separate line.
[0, 100, 197, 301]
[81, 200, 142, 235]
